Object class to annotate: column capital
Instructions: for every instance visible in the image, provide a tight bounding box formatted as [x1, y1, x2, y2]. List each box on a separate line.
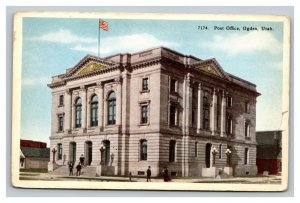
[198, 82, 202, 90]
[80, 85, 86, 91]
[66, 89, 71, 95]
[213, 88, 217, 95]
[114, 76, 123, 84]
[222, 90, 226, 97]
[186, 73, 191, 86]
[96, 82, 103, 88]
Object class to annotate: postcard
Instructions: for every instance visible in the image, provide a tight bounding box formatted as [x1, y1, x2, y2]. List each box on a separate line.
[12, 11, 290, 191]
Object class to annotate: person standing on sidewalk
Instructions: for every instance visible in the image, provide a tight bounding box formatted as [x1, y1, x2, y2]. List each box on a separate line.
[68, 161, 73, 176]
[146, 166, 151, 182]
[80, 154, 85, 167]
[163, 167, 171, 182]
[76, 162, 82, 176]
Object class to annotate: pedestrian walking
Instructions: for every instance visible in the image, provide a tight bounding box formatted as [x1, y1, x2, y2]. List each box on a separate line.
[76, 162, 82, 176]
[146, 166, 151, 182]
[68, 161, 74, 176]
[162, 167, 171, 182]
[63, 154, 66, 165]
[80, 154, 85, 166]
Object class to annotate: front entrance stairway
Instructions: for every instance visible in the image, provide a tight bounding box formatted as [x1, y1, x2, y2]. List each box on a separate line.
[49, 165, 97, 177]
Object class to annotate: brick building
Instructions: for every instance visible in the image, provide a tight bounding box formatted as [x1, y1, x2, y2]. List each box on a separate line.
[20, 139, 50, 169]
[256, 131, 282, 175]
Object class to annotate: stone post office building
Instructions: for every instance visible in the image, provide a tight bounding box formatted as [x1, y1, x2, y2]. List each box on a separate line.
[48, 46, 260, 177]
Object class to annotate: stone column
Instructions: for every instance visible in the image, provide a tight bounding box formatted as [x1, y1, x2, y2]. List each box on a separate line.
[121, 71, 128, 133]
[115, 77, 122, 127]
[97, 82, 104, 130]
[81, 86, 87, 131]
[86, 90, 91, 128]
[197, 83, 203, 133]
[71, 95, 75, 130]
[184, 136, 189, 177]
[64, 89, 72, 133]
[185, 73, 191, 135]
[220, 91, 227, 137]
[182, 76, 186, 134]
[211, 88, 217, 135]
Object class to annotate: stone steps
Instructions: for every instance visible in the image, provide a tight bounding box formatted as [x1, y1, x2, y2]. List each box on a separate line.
[49, 165, 96, 177]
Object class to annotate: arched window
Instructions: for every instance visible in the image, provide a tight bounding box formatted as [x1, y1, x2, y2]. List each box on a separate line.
[140, 139, 147, 160]
[107, 91, 116, 125]
[90, 95, 98, 127]
[203, 95, 210, 130]
[75, 97, 82, 128]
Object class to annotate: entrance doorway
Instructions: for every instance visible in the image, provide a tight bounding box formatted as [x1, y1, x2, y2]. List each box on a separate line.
[205, 143, 212, 168]
[85, 141, 92, 165]
[103, 140, 110, 165]
[69, 142, 76, 164]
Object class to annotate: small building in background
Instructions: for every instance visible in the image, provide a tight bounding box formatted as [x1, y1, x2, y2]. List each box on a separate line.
[20, 139, 50, 169]
[256, 131, 282, 175]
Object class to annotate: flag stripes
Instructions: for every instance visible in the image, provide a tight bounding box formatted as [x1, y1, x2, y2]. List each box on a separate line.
[99, 19, 108, 31]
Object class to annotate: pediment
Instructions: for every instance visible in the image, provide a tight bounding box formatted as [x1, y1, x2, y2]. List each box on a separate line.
[193, 59, 231, 81]
[77, 62, 106, 75]
[64, 55, 117, 78]
[197, 65, 222, 77]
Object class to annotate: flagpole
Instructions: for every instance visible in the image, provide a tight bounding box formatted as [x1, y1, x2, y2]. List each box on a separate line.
[98, 23, 100, 57]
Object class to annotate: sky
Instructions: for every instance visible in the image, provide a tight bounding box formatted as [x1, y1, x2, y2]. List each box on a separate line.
[21, 17, 284, 145]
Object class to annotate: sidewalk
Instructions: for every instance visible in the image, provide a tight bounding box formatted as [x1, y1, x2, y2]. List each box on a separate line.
[19, 172, 282, 184]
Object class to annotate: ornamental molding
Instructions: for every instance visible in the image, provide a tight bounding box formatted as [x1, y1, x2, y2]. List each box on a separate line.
[192, 58, 231, 81]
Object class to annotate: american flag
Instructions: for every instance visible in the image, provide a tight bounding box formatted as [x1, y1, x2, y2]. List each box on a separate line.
[99, 19, 108, 31]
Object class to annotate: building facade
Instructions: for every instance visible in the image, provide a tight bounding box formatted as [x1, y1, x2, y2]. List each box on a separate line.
[256, 131, 282, 175]
[20, 139, 50, 169]
[48, 47, 260, 177]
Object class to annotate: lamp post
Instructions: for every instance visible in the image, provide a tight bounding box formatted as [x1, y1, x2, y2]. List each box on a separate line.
[52, 147, 57, 164]
[100, 146, 105, 165]
[110, 153, 114, 166]
[212, 146, 218, 167]
[225, 148, 232, 167]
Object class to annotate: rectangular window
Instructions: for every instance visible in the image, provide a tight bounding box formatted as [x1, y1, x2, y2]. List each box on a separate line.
[245, 102, 250, 113]
[140, 140, 147, 160]
[170, 78, 177, 93]
[245, 122, 250, 138]
[59, 95, 64, 106]
[244, 148, 249, 165]
[169, 105, 176, 126]
[227, 96, 232, 107]
[192, 109, 195, 124]
[219, 144, 222, 159]
[141, 105, 148, 124]
[57, 143, 62, 160]
[203, 109, 209, 130]
[226, 117, 232, 134]
[142, 78, 149, 91]
[58, 115, 64, 132]
[169, 140, 176, 162]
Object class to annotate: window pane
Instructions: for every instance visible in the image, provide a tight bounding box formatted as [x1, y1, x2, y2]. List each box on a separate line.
[140, 140, 147, 160]
[108, 96, 116, 125]
[244, 148, 248, 165]
[169, 140, 176, 162]
[142, 78, 148, 90]
[141, 105, 148, 123]
[170, 79, 176, 92]
[170, 105, 176, 125]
